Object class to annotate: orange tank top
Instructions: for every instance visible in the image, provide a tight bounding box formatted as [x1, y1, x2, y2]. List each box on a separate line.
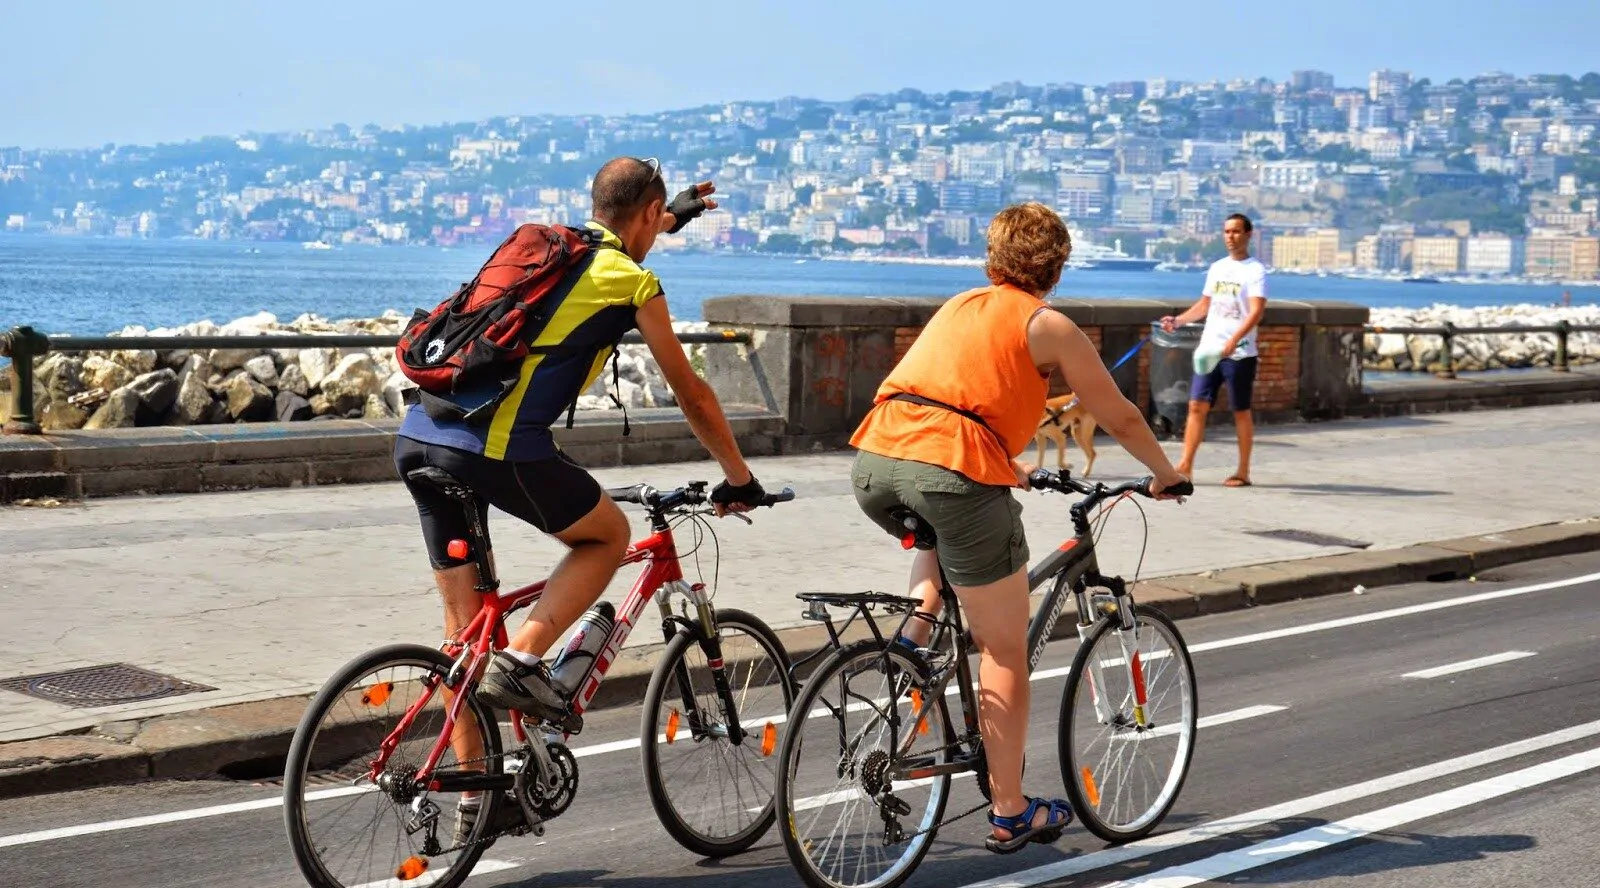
[850, 284, 1049, 487]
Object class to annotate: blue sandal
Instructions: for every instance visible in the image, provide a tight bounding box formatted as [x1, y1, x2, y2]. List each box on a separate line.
[985, 796, 1073, 854]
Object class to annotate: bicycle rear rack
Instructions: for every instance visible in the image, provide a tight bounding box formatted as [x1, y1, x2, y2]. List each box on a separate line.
[789, 591, 928, 677]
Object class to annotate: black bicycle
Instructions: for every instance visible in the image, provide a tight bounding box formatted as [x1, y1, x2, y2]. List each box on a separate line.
[774, 469, 1198, 888]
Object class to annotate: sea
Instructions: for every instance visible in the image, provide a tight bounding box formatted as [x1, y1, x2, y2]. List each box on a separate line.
[1, 234, 1595, 338]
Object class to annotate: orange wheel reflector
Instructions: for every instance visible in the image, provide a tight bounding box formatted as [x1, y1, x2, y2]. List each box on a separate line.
[361, 682, 393, 707]
[395, 856, 429, 881]
[1081, 766, 1101, 808]
[665, 709, 680, 744]
[761, 722, 778, 757]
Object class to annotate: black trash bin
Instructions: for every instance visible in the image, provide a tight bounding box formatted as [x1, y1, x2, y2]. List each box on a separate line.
[1148, 321, 1203, 438]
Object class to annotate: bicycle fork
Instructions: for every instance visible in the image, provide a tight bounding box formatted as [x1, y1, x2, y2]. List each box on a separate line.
[655, 580, 754, 748]
[1074, 574, 1152, 731]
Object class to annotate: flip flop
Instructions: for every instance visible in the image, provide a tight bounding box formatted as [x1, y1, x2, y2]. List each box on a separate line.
[985, 796, 1073, 854]
[1224, 476, 1252, 488]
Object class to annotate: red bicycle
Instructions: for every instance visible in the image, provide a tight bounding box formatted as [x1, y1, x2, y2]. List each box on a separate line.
[282, 468, 796, 888]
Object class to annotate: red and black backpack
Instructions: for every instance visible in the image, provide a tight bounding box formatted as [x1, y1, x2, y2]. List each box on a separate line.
[396, 223, 611, 426]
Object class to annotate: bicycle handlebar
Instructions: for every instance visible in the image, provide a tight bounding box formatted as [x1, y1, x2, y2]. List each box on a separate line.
[605, 481, 797, 514]
[1026, 468, 1194, 504]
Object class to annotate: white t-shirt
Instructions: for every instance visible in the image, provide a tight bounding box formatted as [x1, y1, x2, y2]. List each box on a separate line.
[1200, 256, 1268, 359]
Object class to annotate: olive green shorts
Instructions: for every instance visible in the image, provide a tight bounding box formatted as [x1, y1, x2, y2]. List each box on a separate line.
[850, 449, 1028, 588]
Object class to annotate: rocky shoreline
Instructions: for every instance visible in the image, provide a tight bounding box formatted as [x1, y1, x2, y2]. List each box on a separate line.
[1362, 304, 1600, 373]
[10, 311, 708, 432]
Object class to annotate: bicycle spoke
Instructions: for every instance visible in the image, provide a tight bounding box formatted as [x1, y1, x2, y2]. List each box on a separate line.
[1062, 608, 1197, 843]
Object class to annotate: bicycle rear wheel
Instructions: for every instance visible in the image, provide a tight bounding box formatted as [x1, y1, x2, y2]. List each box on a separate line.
[1057, 605, 1197, 843]
[640, 608, 796, 857]
[283, 643, 504, 888]
[777, 640, 953, 888]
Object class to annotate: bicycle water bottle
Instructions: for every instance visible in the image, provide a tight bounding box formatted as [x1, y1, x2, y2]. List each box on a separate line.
[549, 601, 616, 697]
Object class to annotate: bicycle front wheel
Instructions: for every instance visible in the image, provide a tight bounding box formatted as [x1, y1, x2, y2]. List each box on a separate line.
[1058, 605, 1198, 843]
[777, 640, 953, 888]
[640, 608, 797, 857]
[283, 643, 504, 888]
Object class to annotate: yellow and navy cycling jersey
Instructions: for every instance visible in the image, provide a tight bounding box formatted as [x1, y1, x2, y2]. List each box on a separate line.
[397, 221, 661, 461]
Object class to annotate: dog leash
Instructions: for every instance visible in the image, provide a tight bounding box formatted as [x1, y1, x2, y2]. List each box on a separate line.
[1107, 336, 1149, 372]
[1040, 337, 1149, 431]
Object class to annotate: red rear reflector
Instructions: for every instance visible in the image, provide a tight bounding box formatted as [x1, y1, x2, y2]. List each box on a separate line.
[901, 534, 916, 550]
[447, 539, 470, 560]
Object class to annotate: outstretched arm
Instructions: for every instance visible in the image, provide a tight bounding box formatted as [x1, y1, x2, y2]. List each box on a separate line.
[1029, 309, 1186, 496]
[635, 296, 752, 486]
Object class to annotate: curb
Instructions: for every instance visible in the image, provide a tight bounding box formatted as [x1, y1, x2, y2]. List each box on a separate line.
[3, 516, 1598, 801]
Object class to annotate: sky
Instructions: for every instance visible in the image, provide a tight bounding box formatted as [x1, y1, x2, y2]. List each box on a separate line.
[5, 0, 1599, 151]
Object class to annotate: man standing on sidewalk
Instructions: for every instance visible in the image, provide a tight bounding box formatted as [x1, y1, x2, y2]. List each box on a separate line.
[1159, 213, 1267, 488]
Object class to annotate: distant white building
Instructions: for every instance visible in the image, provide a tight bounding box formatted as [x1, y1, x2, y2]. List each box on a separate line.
[1258, 160, 1320, 192]
[1464, 235, 1525, 276]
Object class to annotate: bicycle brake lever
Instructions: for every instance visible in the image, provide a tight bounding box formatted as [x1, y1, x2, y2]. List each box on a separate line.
[730, 512, 753, 525]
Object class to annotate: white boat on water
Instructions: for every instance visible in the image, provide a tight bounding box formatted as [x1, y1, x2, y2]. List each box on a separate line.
[301, 241, 332, 251]
[1065, 226, 1160, 272]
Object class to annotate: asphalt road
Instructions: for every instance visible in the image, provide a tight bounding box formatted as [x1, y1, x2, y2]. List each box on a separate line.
[5, 549, 1600, 888]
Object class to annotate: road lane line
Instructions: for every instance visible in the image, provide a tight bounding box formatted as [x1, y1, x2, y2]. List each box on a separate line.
[1028, 570, 1600, 681]
[0, 785, 367, 849]
[1087, 744, 1600, 887]
[349, 858, 517, 888]
[5, 569, 1595, 849]
[1403, 650, 1537, 679]
[782, 706, 1286, 811]
[958, 716, 1600, 888]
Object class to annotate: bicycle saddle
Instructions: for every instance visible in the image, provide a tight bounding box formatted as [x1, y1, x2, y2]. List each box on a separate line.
[404, 466, 476, 503]
[887, 507, 937, 551]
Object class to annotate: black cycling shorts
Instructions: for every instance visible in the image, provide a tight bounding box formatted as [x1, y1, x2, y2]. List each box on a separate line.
[393, 436, 603, 569]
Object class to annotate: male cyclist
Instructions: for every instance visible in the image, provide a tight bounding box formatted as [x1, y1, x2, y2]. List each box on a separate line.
[393, 157, 768, 841]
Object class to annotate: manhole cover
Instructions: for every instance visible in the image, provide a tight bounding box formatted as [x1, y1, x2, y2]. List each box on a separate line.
[1246, 529, 1372, 549]
[0, 663, 214, 708]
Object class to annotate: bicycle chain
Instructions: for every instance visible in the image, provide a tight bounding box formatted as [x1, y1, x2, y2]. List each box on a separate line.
[877, 735, 993, 841]
[397, 746, 546, 856]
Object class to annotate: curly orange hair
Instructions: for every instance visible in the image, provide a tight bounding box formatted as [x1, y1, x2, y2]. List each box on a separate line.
[984, 202, 1072, 295]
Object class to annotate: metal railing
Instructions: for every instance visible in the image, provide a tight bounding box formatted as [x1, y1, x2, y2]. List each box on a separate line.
[1362, 321, 1600, 379]
[0, 325, 750, 434]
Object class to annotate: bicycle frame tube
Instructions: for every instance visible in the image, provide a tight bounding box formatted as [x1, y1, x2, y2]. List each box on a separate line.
[563, 528, 685, 719]
[382, 526, 686, 783]
[1022, 532, 1099, 675]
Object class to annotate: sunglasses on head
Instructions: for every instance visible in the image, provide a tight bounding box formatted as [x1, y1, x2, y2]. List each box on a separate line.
[634, 156, 662, 186]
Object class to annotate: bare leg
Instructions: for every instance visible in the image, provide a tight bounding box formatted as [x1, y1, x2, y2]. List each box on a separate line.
[1230, 409, 1254, 485]
[1174, 400, 1210, 477]
[949, 566, 1058, 839]
[434, 560, 490, 791]
[899, 548, 944, 647]
[503, 497, 630, 657]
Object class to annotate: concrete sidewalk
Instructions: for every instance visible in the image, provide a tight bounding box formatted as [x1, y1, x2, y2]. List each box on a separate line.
[2, 402, 1599, 794]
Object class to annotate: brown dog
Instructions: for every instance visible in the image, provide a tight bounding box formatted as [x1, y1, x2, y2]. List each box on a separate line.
[1029, 393, 1097, 476]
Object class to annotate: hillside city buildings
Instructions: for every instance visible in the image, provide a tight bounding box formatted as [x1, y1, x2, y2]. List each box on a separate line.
[3, 68, 1598, 280]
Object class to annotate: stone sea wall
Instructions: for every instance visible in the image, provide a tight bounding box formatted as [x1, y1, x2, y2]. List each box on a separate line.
[15, 311, 706, 432]
[1362, 304, 1600, 373]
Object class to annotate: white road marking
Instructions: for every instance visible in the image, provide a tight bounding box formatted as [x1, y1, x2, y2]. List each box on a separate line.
[0, 785, 368, 849]
[349, 857, 517, 888]
[783, 706, 1285, 811]
[1121, 704, 1287, 741]
[1029, 570, 1600, 682]
[958, 715, 1600, 888]
[3, 569, 1595, 850]
[1403, 650, 1537, 679]
[1087, 744, 1600, 887]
